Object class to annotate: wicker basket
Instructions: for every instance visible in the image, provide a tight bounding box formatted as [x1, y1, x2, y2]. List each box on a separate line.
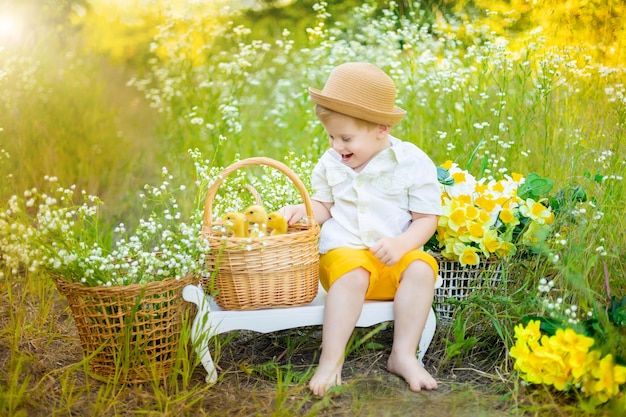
[202, 157, 320, 310]
[55, 273, 196, 382]
[433, 254, 503, 325]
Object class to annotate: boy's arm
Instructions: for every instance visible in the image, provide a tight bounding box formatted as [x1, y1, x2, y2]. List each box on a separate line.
[370, 212, 438, 266]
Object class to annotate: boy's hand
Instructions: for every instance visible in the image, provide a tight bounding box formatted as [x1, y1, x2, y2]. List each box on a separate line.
[279, 204, 307, 226]
[370, 237, 407, 266]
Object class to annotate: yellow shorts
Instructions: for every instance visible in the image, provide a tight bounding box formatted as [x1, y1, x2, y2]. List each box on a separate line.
[319, 248, 439, 301]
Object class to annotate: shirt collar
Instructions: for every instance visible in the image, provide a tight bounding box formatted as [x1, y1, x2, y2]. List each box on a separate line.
[387, 135, 405, 162]
[357, 136, 403, 175]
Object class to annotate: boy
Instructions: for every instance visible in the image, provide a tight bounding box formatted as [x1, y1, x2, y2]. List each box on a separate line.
[281, 62, 442, 396]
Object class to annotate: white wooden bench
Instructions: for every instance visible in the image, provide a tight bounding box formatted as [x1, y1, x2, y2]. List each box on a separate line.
[183, 284, 438, 383]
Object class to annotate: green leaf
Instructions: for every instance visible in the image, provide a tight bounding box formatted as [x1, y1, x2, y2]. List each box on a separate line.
[517, 173, 554, 200]
[479, 155, 489, 178]
[466, 139, 485, 171]
[364, 341, 385, 350]
[584, 170, 604, 183]
[608, 295, 626, 327]
[550, 186, 588, 212]
[444, 316, 479, 358]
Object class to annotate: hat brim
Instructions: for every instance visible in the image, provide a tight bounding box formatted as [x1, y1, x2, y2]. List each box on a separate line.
[309, 87, 406, 126]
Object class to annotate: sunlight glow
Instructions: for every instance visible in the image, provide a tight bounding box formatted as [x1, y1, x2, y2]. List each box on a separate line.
[0, 13, 23, 44]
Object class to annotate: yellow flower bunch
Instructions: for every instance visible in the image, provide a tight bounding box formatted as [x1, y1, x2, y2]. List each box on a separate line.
[434, 161, 555, 266]
[510, 320, 626, 407]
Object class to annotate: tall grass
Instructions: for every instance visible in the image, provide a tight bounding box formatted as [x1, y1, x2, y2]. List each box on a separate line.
[1, 0, 625, 415]
[0, 44, 164, 230]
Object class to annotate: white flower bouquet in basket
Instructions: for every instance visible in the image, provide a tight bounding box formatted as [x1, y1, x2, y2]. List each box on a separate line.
[0, 169, 210, 287]
[428, 161, 556, 323]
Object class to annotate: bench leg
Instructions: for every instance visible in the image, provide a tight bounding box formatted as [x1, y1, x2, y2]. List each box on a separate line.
[183, 285, 218, 383]
[417, 307, 437, 364]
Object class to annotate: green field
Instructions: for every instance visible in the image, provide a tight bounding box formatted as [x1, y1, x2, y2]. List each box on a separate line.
[1, 1, 625, 415]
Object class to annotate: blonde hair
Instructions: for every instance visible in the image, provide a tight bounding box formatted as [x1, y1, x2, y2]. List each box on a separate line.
[315, 105, 379, 130]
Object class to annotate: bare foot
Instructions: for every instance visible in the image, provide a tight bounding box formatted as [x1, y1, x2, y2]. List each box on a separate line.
[387, 352, 438, 392]
[309, 362, 342, 397]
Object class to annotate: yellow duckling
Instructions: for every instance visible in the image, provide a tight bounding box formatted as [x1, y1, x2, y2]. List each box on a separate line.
[267, 211, 288, 235]
[244, 204, 268, 237]
[221, 212, 249, 238]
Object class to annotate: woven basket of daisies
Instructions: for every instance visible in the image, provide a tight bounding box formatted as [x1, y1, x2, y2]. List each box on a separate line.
[55, 273, 196, 383]
[433, 253, 503, 325]
[202, 157, 320, 310]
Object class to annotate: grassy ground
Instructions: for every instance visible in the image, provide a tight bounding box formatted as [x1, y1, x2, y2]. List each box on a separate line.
[0, 274, 520, 416]
[1, 1, 625, 416]
[0, 273, 616, 416]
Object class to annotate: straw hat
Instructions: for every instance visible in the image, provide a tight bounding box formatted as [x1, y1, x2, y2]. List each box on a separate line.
[309, 62, 406, 125]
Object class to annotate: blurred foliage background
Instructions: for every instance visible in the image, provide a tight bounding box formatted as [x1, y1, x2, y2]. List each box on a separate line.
[1, 0, 624, 226]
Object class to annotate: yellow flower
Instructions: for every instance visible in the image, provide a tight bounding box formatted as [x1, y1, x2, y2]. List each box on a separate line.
[499, 207, 519, 225]
[436, 225, 453, 242]
[519, 359, 545, 385]
[546, 328, 595, 381]
[475, 183, 488, 194]
[479, 229, 501, 254]
[581, 350, 603, 403]
[495, 240, 515, 257]
[441, 160, 454, 170]
[615, 364, 626, 385]
[499, 196, 514, 207]
[588, 354, 626, 403]
[513, 320, 542, 347]
[452, 171, 468, 183]
[458, 194, 472, 205]
[510, 338, 531, 361]
[511, 321, 576, 390]
[468, 222, 485, 240]
[440, 245, 456, 261]
[449, 207, 466, 232]
[521, 221, 551, 247]
[511, 172, 524, 182]
[519, 199, 553, 224]
[532, 339, 569, 388]
[475, 195, 497, 213]
[510, 322, 625, 405]
[492, 181, 505, 193]
[478, 210, 492, 224]
[453, 243, 480, 266]
[465, 205, 480, 220]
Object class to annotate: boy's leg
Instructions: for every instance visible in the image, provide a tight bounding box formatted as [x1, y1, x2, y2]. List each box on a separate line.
[310, 267, 369, 396]
[387, 260, 438, 392]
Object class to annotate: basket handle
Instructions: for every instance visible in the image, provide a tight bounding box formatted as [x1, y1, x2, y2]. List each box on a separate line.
[203, 157, 316, 234]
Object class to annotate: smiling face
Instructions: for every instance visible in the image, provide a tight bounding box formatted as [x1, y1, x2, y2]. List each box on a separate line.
[320, 112, 391, 172]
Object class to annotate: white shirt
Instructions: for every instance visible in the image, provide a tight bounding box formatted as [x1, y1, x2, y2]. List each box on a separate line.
[312, 136, 442, 254]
